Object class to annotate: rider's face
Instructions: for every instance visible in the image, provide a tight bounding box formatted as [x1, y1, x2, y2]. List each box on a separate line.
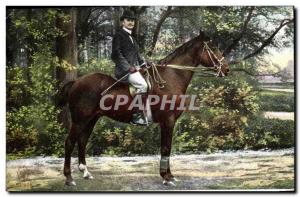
[122, 18, 135, 30]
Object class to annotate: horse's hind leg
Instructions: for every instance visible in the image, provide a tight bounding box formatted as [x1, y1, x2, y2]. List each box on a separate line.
[78, 116, 99, 180]
[64, 122, 84, 186]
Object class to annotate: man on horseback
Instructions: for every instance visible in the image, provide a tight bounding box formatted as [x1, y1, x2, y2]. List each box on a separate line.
[111, 10, 149, 125]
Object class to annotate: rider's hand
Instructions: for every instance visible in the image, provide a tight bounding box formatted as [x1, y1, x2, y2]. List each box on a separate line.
[129, 66, 137, 73]
[139, 67, 146, 75]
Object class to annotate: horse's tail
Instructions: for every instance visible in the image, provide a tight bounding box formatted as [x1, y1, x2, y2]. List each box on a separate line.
[56, 81, 75, 107]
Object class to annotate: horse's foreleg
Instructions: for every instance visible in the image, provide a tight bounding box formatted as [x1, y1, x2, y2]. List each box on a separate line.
[64, 122, 83, 186]
[78, 116, 99, 180]
[159, 116, 178, 186]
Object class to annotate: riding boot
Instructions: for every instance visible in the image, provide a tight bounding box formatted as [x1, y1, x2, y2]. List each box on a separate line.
[130, 93, 149, 126]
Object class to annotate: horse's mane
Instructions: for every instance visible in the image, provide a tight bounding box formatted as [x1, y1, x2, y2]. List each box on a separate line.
[159, 31, 209, 64]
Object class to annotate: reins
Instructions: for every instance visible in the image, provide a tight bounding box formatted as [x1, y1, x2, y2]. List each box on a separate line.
[100, 41, 226, 95]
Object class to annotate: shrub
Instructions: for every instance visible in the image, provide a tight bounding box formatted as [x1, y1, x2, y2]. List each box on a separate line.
[6, 104, 66, 157]
[173, 79, 260, 153]
[244, 117, 294, 149]
[6, 66, 31, 109]
[78, 58, 114, 76]
[259, 90, 294, 112]
[6, 52, 66, 157]
[87, 117, 160, 156]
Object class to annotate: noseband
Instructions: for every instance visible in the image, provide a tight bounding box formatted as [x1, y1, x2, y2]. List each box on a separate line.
[202, 42, 226, 77]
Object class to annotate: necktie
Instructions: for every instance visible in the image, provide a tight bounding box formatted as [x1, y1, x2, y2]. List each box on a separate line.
[129, 35, 134, 44]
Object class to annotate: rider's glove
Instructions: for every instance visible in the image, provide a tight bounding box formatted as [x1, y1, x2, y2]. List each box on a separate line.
[129, 66, 137, 73]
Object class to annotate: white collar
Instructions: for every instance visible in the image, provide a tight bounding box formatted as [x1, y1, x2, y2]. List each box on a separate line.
[123, 27, 132, 35]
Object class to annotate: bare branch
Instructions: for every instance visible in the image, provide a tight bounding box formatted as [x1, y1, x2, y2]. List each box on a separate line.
[229, 18, 293, 65]
[242, 19, 293, 60]
[147, 6, 175, 56]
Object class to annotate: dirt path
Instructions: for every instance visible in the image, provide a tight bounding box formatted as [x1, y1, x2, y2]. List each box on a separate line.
[261, 88, 294, 93]
[6, 149, 294, 191]
[263, 112, 294, 120]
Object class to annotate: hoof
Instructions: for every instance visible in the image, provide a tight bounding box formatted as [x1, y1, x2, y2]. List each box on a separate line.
[170, 177, 179, 182]
[163, 180, 176, 186]
[84, 174, 94, 180]
[65, 180, 76, 186]
[83, 172, 94, 179]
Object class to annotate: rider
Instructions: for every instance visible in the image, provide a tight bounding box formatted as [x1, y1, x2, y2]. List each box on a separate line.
[111, 10, 149, 125]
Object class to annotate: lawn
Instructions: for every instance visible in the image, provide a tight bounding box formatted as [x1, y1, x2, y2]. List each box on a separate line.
[259, 83, 294, 112]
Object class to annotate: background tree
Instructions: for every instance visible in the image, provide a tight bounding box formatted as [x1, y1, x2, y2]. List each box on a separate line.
[6, 6, 294, 158]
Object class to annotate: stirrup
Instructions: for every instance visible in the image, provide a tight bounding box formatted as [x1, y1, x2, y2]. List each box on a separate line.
[130, 113, 148, 126]
[130, 119, 148, 126]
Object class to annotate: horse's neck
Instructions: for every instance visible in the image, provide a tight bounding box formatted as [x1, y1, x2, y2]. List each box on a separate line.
[164, 54, 196, 93]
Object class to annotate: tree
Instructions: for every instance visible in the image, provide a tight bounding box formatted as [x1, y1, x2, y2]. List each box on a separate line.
[55, 7, 78, 128]
[56, 7, 78, 84]
[197, 6, 294, 64]
[147, 6, 174, 56]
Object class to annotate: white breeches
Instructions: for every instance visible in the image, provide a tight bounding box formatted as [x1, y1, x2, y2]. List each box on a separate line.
[128, 71, 148, 94]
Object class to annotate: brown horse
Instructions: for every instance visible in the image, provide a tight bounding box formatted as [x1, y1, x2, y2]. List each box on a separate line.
[59, 32, 229, 186]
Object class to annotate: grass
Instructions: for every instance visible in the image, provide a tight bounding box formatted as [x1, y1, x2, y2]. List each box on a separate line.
[7, 152, 294, 192]
[260, 82, 294, 89]
[207, 179, 294, 190]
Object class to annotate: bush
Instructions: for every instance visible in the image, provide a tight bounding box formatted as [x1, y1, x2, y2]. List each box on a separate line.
[173, 78, 260, 153]
[6, 66, 31, 110]
[259, 90, 294, 112]
[6, 106, 38, 155]
[244, 117, 294, 149]
[6, 52, 66, 157]
[78, 58, 114, 76]
[87, 117, 160, 156]
[6, 104, 66, 157]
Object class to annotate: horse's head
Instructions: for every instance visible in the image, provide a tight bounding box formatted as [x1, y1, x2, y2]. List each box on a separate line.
[196, 35, 230, 77]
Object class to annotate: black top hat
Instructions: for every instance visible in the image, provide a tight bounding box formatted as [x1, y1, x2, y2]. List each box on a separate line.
[120, 10, 137, 21]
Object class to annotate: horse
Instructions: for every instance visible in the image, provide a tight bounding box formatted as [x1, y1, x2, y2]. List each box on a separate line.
[58, 31, 230, 186]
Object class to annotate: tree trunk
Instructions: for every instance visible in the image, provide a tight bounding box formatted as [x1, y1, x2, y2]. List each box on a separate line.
[113, 7, 121, 34]
[147, 6, 173, 56]
[177, 7, 185, 43]
[97, 40, 101, 60]
[56, 7, 78, 129]
[83, 38, 88, 63]
[56, 7, 78, 84]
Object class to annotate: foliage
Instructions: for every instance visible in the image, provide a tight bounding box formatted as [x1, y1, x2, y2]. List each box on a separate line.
[7, 106, 38, 156]
[244, 117, 294, 149]
[6, 7, 295, 159]
[172, 75, 294, 153]
[173, 78, 260, 153]
[259, 90, 294, 112]
[197, 7, 293, 58]
[7, 104, 66, 157]
[86, 117, 160, 156]
[6, 67, 31, 109]
[6, 51, 66, 157]
[78, 58, 114, 76]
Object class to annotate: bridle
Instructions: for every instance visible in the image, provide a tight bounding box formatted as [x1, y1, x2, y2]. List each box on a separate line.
[100, 40, 228, 95]
[201, 41, 226, 77]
